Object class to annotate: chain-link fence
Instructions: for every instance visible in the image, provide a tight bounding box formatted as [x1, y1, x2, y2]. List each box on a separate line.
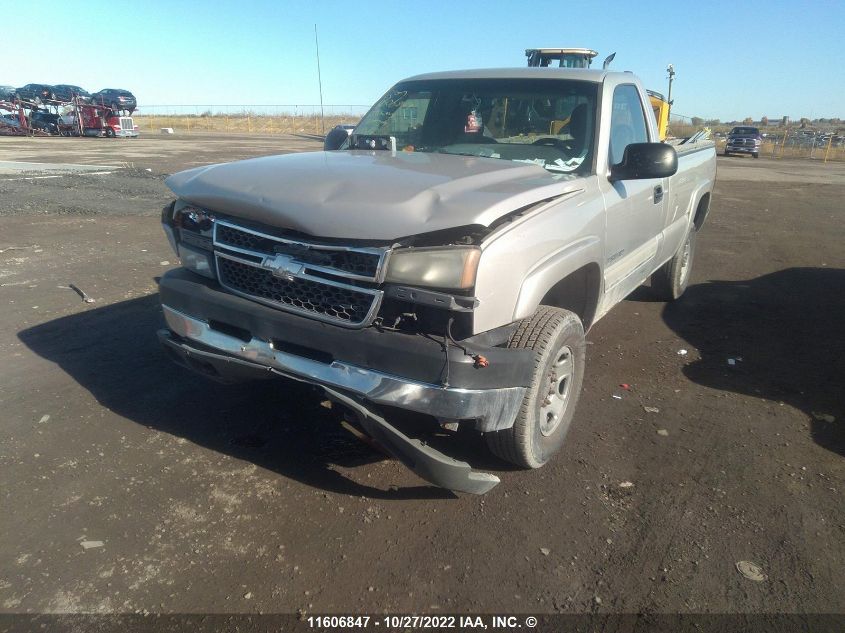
[671, 112, 845, 162]
[132, 104, 845, 162]
[133, 104, 369, 136]
[715, 133, 845, 162]
[667, 112, 698, 139]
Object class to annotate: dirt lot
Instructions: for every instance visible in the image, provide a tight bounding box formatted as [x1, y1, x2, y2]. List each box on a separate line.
[0, 135, 843, 625]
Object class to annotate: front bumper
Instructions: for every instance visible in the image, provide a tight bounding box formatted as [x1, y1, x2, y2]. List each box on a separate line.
[161, 319, 502, 494]
[160, 305, 525, 432]
[726, 144, 759, 153]
[157, 268, 530, 433]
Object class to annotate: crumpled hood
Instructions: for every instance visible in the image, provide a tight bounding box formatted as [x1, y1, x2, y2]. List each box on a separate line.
[165, 150, 585, 241]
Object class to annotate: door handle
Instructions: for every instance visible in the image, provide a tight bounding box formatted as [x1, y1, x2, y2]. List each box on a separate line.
[653, 185, 664, 204]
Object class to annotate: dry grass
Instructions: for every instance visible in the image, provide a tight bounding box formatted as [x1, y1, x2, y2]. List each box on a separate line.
[132, 113, 845, 162]
[715, 139, 845, 162]
[132, 113, 358, 136]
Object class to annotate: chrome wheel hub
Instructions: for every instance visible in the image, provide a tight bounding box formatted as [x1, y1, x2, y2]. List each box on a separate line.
[539, 345, 574, 436]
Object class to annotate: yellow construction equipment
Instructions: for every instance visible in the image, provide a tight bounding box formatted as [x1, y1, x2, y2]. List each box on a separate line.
[648, 90, 671, 141]
[526, 48, 672, 140]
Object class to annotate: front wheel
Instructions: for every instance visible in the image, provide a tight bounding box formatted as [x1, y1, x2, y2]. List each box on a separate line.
[651, 225, 697, 300]
[723, 149, 731, 156]
[752, 152, 759, 159]
[105, 128, 115, 138]
[484, 306, 586, 469]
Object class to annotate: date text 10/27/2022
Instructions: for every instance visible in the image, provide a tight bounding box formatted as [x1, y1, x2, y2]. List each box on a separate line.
[306, 615, 539, 629]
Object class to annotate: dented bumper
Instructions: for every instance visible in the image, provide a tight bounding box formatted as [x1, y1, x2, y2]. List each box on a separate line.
[156, 269, 534, 493]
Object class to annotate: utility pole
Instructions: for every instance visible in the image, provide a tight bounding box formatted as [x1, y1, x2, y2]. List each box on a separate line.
[666, 64, 675, 119]
[314, 24, 325, 135]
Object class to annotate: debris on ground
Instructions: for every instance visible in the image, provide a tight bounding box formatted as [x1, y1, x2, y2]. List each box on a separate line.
[677, 349, 688, 356]
[736, 560, 767, 582]
[612, 394, 623, 400]
[38, 415, 50, 424]
[0, 244, 39, 254]
[67, 283, 95, 304]
[619, 383, 631, 391]
[618, 481, 634, 489]
[539, 547, 550, 556]
[657, 429, 669, 436]
[643, 406, 660, 413]
[80, 540, 104, 550]
[243, 592, 253, 599]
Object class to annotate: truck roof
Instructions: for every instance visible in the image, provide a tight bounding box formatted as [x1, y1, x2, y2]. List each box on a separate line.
[403, 67, 615, 83]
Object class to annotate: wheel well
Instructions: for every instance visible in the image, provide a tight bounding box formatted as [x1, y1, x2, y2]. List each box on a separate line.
[539, 263, 601, 331]
[693, 192, 711, 231]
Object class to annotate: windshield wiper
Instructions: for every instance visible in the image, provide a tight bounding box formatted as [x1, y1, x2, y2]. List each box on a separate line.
[437, 149, 483, 158]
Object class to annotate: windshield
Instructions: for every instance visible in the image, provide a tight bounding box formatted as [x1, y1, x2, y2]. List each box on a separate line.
[353, 78, 598, 174]
[730, 127, 759, 136]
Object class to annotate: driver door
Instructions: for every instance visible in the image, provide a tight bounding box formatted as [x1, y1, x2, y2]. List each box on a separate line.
[600, 84, 666, 305]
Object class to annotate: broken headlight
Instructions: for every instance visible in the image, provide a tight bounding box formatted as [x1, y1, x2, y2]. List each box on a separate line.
[162, 200, 216, 279]
[385, 246, 480, 290]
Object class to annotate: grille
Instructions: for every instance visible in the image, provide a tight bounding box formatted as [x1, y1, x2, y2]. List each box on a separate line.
[216, 223, 381, 279]
[119, 117, 133, 130]
[217, 255, 379, 326]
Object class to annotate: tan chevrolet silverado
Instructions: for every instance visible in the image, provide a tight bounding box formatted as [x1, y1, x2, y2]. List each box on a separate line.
[157, 67, 716, 494]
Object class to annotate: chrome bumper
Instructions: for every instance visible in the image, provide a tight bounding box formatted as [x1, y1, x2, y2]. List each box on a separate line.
[160, 306, 525, 432]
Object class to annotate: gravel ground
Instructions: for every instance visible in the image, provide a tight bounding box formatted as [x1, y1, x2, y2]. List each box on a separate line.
[0, 136, 842, 627]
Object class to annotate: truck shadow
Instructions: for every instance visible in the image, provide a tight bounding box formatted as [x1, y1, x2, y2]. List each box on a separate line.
[662, 267, 844, 456]
[17, 293, 463, 500]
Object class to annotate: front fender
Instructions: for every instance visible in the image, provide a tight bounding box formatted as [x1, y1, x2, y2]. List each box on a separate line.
[512, 236, 603, 322]
[472, 183, 605, 335]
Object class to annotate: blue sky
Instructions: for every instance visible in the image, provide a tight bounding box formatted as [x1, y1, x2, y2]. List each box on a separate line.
[5, 0, 843, 121]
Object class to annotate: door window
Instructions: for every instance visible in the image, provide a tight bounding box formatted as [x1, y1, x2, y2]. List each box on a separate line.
[609, 85, 649, 165]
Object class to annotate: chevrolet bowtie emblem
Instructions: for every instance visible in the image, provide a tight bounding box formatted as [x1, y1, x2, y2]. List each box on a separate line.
[263, 254, 303, 281]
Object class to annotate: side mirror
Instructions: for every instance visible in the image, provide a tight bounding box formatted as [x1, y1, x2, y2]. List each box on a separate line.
[610, 142, 678, 181]
[324, 126, 351, 151]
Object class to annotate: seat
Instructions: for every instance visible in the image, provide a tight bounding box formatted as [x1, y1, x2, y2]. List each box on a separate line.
[566, 103, 589, 155]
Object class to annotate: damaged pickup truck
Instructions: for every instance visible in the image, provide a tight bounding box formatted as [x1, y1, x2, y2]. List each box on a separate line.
[158, 67, 716, 494]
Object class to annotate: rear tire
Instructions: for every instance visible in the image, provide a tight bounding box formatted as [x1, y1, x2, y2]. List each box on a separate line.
[723, 149, 731, 156]
[105, 128, 115, 138]
[752, 152, 759, 159]
[651, 225, 697, 301]
[484, 306, 585, 469]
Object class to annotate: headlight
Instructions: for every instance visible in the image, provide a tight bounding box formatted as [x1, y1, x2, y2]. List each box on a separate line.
[162, 200, 217, 278]
[172, 201, 214, 232]
[385, 246, 481, 290]
[179, 243, 216, 279]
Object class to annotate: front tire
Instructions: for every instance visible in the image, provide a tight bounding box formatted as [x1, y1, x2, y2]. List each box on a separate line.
[652, 225, 697, 300]
[484, 306, 586, 469]
[752, 152, 759, 159]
